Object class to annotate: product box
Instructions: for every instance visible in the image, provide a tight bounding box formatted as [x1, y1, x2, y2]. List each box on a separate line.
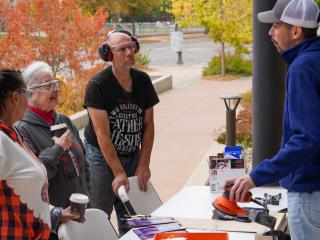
[224, 145, 242, 159]
[208, 155, 245, 192]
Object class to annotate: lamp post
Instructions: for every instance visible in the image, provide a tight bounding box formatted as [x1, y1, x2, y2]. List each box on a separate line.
[220, 95, 242, 146]
[173, 23, 183, 65]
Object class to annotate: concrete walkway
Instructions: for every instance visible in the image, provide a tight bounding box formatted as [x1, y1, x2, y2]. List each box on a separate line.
[147, 63, 252, 202]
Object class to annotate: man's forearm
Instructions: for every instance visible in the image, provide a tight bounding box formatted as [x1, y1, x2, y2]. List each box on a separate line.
[139, 122, 154, 165]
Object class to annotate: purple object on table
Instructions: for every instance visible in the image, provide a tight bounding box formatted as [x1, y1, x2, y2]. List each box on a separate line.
[127, 217, 176, 227]
[133, 222, 185, 240]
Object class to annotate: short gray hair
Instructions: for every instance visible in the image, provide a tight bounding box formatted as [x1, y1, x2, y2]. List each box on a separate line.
[22, 61, 53, 87]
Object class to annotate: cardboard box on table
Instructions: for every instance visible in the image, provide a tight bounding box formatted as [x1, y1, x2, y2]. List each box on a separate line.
[208, 155, 245, 192]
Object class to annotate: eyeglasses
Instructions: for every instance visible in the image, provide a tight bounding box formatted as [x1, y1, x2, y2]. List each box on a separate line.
[110, 42, 136, 54]
[16, 88, 33, 98]
[30, 80, 61, 91]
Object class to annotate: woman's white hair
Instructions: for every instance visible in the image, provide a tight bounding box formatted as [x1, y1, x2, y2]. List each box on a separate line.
[22, 61, 53, 87]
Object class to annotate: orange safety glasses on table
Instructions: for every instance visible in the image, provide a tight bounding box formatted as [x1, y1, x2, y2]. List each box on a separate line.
[154, 232, 229, 240]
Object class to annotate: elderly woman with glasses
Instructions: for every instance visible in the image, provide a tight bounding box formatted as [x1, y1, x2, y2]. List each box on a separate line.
[15, 61, 90, 237]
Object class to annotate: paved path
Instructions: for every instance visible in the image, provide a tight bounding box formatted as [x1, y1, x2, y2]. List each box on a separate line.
[147, 64, 252, 201]
[141, 37, 219, 66]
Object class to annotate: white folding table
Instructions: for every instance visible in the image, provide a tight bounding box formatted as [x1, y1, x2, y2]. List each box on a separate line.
[120, 185, 288, 240]
[152, 185, 287, 218]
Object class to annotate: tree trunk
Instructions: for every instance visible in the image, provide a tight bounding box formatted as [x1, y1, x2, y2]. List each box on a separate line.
[132, 21, 136, 35]
[221, 41, 225, 76]
[220, 0, 225, 76]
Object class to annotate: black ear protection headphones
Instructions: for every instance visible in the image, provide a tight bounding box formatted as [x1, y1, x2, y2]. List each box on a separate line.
[98, 29, 140, 62]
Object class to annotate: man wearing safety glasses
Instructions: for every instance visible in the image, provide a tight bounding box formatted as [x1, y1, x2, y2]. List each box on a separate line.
[84, 29, 159, 236]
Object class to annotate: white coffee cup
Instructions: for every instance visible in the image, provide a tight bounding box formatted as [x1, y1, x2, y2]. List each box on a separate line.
[69, 193, 89, 221]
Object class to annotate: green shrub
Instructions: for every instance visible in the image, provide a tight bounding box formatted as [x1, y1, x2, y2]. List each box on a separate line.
[135, 52, 150, 67]
[202, 54, 252, 76]
[240, 91, 252, 109]
[203, 56, 221, 76]
[216, 132, 226, 145]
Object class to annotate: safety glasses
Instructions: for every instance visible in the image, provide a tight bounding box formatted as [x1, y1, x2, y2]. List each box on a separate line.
[30, 80, 61, 91]
[110, 42, 136, 54]
[16, 88, 34, 98]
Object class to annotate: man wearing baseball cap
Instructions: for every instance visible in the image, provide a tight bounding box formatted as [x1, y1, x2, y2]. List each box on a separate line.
[225, 0, 320, 239]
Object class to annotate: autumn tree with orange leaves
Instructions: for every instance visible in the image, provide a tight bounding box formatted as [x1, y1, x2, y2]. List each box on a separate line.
[0, 0, 108, 114]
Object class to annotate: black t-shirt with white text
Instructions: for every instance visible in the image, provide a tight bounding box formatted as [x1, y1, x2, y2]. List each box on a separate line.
[84, 66, 159, 155]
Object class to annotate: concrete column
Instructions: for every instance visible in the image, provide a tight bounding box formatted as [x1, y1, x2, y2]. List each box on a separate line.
[252, 0, 286, 167]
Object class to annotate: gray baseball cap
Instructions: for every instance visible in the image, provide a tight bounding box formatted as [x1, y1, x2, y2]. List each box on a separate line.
[258, 0, 320, 28]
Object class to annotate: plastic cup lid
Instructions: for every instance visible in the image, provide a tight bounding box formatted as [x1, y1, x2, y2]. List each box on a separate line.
[69, 193, 89, 204]
[50, 123, 67, 131]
